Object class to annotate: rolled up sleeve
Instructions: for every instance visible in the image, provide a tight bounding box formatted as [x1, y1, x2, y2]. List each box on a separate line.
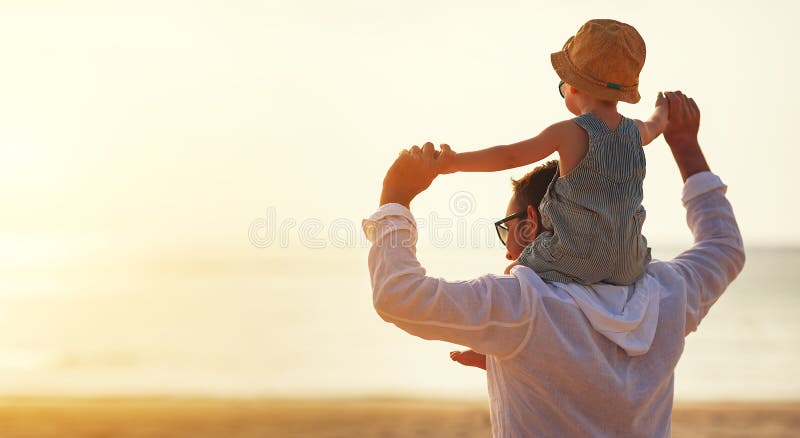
[666, 172, 746, 335]
[363, 203, 535, 358]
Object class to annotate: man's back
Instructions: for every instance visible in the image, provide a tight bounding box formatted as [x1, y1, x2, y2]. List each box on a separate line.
[488, 266, 686, 437]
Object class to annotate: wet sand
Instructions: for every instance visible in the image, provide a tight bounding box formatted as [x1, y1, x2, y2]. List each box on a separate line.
[0, 397, 797, 437]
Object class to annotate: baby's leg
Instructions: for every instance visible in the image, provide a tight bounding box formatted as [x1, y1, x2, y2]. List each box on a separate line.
[504, 261, 519, 275]
[449, 350, 487, 370]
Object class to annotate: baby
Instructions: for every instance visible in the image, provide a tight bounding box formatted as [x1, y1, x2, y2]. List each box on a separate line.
[439, 19, 668, 368]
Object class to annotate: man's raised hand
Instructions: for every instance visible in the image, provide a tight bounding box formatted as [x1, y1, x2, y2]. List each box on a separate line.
[379, 142, 441, 208]
[662, 91, 700, 151]
[661, 91, 709, 182]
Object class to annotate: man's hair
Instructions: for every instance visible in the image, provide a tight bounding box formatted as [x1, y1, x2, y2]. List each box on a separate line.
[511, 160, 559, 222]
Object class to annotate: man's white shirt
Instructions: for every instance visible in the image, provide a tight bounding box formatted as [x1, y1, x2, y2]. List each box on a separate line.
[363, 172, 744, 438]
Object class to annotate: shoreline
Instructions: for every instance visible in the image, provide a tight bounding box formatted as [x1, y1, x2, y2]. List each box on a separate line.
[2, 395, 798, 406]
[0, 397, 797, 437]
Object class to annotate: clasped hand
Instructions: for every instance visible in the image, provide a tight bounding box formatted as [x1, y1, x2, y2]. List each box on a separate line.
[379, 142, 453, 208]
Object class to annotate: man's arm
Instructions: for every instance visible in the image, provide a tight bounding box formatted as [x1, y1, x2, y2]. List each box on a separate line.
[660, 92, 746, 335]
[366, 143, 535, 357]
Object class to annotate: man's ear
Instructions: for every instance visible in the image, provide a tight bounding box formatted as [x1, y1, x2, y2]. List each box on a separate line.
[525, 205, 539, 235]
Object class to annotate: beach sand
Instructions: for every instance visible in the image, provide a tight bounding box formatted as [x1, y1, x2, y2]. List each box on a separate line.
[0, 398, 797, 437]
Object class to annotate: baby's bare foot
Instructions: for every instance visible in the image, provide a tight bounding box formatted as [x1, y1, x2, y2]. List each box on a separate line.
[450, 350, 487, 370]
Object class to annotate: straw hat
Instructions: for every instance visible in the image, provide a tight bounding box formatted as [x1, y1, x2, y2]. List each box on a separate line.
[551, 19, 646, 104]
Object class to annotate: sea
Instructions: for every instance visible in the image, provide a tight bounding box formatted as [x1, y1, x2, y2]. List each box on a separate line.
[0, 244, 797, 401]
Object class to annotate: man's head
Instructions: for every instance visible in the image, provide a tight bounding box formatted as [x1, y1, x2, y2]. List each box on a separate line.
[502, 160, 558, 261]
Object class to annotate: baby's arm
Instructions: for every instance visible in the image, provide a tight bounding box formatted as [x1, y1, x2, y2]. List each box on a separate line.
[439, 122, 569, 174]
[635, 92, 669, 146]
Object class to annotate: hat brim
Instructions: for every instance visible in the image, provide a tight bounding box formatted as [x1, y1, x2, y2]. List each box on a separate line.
[551, 51, 641, 104]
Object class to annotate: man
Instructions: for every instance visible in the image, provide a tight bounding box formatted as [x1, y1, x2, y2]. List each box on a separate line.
[363, 92, 744, 437]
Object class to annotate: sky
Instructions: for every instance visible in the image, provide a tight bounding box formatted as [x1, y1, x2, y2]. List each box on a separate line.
[0, 0, 798, 266]
[0, 0, 799, 400]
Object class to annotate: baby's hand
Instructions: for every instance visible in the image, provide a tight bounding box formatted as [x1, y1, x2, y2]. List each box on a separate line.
[436, 144, 458, 174]
[654, 92, 669, 119]
[649, 92, 670, 134]
[655, 91, 668, 108]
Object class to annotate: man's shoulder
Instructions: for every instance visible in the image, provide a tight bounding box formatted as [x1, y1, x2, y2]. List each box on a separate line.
[508, 266, 582, 301]
[643, 259, 690, 297]
[509, 261, 686, 298]
[504, 259, 689, 291]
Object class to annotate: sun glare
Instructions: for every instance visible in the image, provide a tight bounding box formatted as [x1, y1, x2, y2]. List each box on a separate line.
[0, 116, 45, 184]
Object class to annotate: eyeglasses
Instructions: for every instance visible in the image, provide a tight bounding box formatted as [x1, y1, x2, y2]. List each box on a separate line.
[558, 80, 566, 99]
[494, 210, 526, 246]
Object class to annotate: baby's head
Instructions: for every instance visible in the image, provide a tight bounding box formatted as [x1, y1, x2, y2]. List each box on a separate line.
[551, 19, 646, 108]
